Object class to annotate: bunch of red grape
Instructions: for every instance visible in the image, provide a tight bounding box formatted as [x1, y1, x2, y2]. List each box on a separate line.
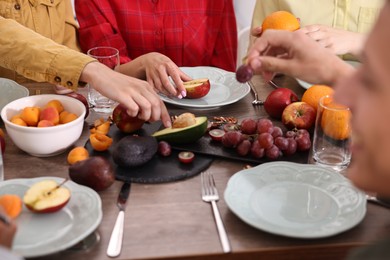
[212, 118, 311, 160]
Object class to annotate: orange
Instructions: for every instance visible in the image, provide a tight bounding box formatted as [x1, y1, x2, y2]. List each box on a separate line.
[262, 11, 300, 32]
[321, 102, 351, 140]
[0, 194, 22, 219]
[301, 85, 334, 113]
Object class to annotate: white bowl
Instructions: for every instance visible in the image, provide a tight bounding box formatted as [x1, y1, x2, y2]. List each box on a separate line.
[0, 94, 86, 157]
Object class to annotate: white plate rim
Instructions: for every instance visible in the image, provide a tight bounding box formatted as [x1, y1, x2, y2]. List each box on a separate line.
[0, 176, 102, 258]
[159, 66, 250, 109]
[224, 162, 367, 239]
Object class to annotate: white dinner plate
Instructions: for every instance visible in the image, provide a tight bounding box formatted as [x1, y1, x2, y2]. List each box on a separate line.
[296, 60, 361, 89]
[224, 162, 366, 239]
[159, 66, 250, 109]
[0, 78, 29, 113]
[0, 177, 102, 258]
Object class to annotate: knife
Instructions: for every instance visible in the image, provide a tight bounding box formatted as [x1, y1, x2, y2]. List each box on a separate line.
[107, 181, 131, 257]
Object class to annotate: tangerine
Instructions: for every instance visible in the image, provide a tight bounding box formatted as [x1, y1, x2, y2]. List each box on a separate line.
[302, 85, 334, 113]
[321, 102, 351, 140]
[262, 11, 300, 32]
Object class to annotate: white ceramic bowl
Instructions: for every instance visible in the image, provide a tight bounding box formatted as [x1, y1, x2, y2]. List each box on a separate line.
[0, 94, 86, 157]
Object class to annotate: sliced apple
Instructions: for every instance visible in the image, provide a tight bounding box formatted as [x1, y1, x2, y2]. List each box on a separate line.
[23, 180, 71, 213]
[183, 78, 211, 99]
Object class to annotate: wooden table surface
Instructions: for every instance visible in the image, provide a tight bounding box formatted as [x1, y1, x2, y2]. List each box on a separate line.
[3, 75, 390, 260]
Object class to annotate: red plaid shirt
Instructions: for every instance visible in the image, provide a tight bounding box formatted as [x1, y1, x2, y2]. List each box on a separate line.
[75, 0, 237, 72]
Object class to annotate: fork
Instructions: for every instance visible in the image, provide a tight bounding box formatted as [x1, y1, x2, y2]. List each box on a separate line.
[248, 80, 264, 106]
[201, 172, 231, 253]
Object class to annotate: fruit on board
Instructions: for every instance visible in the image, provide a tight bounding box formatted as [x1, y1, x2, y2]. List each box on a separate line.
[23, 180, 71, 213]
[178, 151, 195, 164]
[112, 135, 158, 167]
[152, 116, 208, 144]
[172, 113, 197, 129]
[39, 106, 60, 125]
[65, 92, 89, 119]
[90, 118, 111, 135]
[183, 78, 210, 99]
[282, 102, 316, 130]
[69, 156, 115, 191]
[20, 106, 40, 126]
[89, 133, 113, 152]
[240, 118, 257, 135]
[236, 64, 254, 83]
[0, 194, 22, 219]
[301, 85, 334, 113]
[209, 129, 225, 141]
[158, 141, 172, 157]
[262, 11, 300, 32]
[112, 104, 145, 133]
[264, 88, 299, 119]
[321, 102, 351, 140]
[67, 146, 89, 165]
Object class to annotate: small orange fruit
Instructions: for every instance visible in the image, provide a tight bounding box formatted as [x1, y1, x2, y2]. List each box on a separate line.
[0, 194, 23, 219]
[262, 11, 300, 32]
[89, 133, 113, 152]
[0, 128, 4, 138]
[321, 102, 351, 140]
[302, 85, 334, 113]
[67, 146, 89, 165]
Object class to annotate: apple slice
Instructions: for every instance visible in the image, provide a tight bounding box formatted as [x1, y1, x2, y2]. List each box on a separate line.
[183, 78, 211, 99]
[23, 180, 71, 213]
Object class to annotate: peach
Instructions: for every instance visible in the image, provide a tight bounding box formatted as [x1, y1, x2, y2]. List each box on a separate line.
[40, 106, 60, 125]
[37, 120, 55, 127]
[67, 146, 89, 165]
[59, 111, 78, 124]
[21, 106, 40, 126]
[45, 99, 64, 114]
[89, 133, 113, 151]
[11, 117, 27, 127]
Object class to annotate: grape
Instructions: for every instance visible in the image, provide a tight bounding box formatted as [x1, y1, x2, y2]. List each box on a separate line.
[285, 130, 296, 139]
[221, 131, 243, 148]
[296, 135, 311, 151]
[223, 123, 239, 132]
[240, 118, 257, 135]
[274, 136, 288, 150]
[296, 129, 310, 138]
[271, 126, 283, 138]
[250, 141, 265, 159]
[284, 138, 297, 156]
[235, 64, 254, 83]
[258, 133, 274, 149]
[257, 118, 274, 134]
[236, 140, 252, 156]
[265, 145, 281, 160]
[158, 141, 171, 157]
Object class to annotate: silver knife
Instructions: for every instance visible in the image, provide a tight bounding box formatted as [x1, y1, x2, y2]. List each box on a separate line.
[107, 182, 131, 257]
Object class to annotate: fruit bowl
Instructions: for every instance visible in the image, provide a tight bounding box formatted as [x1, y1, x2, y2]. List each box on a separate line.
[0, 94, 86, 157]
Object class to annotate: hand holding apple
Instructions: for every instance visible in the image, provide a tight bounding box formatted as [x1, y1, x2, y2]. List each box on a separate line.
[112, 104, 145, 133]
[183, 78, 210, 99]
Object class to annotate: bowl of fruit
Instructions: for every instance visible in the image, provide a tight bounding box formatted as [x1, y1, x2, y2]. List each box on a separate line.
[0, 94, 86, 157]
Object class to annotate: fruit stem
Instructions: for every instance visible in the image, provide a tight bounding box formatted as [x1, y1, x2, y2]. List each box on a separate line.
[46, 178, 68, 196]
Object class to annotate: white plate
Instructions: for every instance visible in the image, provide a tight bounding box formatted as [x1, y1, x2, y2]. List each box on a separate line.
[224, 162, 366, 239]
[0, 78, 29, 113]
[159, 66, 250, 109]
[296, 60, 361, 89]
[0, 177, 102, 258]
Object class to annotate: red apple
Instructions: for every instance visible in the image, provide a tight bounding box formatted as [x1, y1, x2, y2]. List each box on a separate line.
[282, 102, 316, 130]
[23, 180, 71, 213]
[183, 78, 211, 99]
[65, 92, 89, 119]
[0, 135, 5, 155]
[112, 104, 145, 133]
[264, 88, 299, 119]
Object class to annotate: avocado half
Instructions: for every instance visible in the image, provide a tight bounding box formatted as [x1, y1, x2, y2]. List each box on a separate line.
[152, 117, 208, 144]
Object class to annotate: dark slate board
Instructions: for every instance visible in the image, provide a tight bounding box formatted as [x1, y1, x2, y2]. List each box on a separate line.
[85, 122, 213, 184]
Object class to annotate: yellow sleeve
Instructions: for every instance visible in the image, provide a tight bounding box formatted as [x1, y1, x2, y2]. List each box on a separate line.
[0, 17, 95, 90]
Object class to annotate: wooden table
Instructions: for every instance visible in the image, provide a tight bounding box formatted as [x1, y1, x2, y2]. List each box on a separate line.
[3, 76, 390, 260]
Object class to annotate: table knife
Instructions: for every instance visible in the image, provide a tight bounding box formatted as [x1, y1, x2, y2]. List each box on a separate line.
[107, 182, 131, 257]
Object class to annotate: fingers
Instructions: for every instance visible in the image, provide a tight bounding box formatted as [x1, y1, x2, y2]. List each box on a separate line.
[251, 26, 262, 37]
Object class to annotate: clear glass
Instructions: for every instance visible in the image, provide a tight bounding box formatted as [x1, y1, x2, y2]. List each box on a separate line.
[312, 95, 352, 172]
[87, 47, 119, 113]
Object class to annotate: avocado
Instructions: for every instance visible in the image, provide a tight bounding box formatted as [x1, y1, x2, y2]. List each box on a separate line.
[112, 135, 158, 167]
[152, 117, 208, 144]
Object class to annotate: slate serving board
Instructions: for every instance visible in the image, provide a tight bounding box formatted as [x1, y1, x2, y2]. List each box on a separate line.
[85, 122, 213, 184]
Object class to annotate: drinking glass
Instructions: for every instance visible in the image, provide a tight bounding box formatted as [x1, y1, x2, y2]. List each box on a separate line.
[312, 95, 352, 171]
[87, 47, 119, 113]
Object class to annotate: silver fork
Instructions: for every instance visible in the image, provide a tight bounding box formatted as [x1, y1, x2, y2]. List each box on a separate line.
[248, 80, 264, 106]
[201, 172, 231, 253]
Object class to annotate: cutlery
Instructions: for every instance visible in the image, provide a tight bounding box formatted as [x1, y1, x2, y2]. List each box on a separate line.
[201, 172, 231, 253]
[366, 194, 390, 209]
[268, 80, 280, 89]
[248, 80, 264, 106]
[107, 182, 131, 257]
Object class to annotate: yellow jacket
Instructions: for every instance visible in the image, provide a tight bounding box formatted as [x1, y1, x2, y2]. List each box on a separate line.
[0, 17, 94, 90]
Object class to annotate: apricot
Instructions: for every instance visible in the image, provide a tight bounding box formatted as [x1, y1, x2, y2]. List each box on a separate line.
[67, 146, 89, 165]
[89, 133, 113, 151]
[0, 194, 22, 219]
[0, 128, 4, 138]
[59, 111, 78, 124]
[40, 106, 60, 125]
[11, 117, 27, 127]
[37, 120, 55, 127]
[90, 118, 111, 135]
[45, 99, 64, 114]
[20, 106, 40, 126]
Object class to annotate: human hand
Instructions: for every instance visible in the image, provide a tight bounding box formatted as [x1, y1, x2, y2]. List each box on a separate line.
[246, 29, 354, 85]
[0, 207, 17, 248]
[81, 62, 172, 127]
[298, 24, 365, 57]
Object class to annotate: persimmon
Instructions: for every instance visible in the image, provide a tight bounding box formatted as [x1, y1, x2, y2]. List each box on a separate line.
[0, 194, 22, 219]
[89, 133, 113, 151]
